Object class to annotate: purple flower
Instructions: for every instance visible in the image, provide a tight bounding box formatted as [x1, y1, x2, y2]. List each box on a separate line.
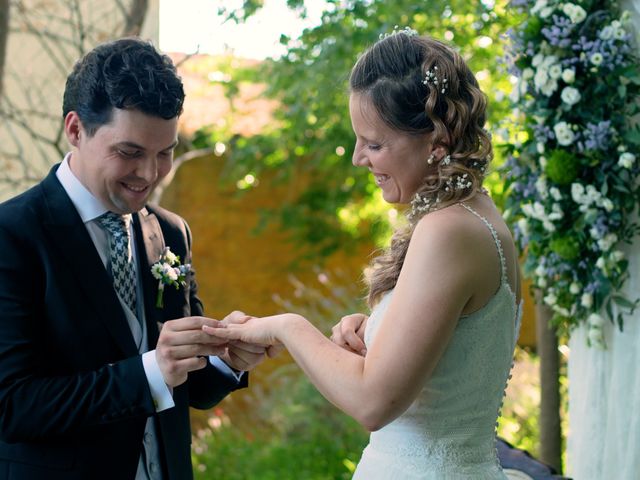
[532, 124, 554, 144]
[542, 15, 574, 48]
[577, 121, 612, 152]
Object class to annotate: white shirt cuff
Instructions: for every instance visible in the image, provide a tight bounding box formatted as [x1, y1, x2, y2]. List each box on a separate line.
[142, 350, 175, 412]
[210, 355, 244, 382]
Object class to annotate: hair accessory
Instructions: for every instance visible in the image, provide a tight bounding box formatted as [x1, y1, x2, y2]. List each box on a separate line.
[411, 193, 440, 216]
[442, 154, 451, 166]
[426, 153, 435, 165]
[379, 25, 419, 39]
[423, 66, 448, 94]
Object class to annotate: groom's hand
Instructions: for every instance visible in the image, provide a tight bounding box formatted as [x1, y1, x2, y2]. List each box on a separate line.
[156, 317, 228, 388]
[330, 313, 368, 356]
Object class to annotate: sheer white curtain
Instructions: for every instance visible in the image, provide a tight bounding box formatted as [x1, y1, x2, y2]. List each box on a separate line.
[567, 5, 640, 478]
[568, 224, 640, 475]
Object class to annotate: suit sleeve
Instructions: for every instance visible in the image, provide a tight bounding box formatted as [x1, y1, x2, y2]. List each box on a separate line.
[0, 225, 155, 443]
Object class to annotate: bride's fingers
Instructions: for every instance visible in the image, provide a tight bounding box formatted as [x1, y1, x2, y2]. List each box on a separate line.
[220, 310, 253, 326]
[202, 324, 237, 338]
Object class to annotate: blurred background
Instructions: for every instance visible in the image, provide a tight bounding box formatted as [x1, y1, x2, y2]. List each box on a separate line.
[0, 1, 561, 478]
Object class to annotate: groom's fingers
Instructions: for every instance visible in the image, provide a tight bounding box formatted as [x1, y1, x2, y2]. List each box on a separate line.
[158, 342, 227, 359]
[266, 344, 285, 358]
[229, 340, 268, 354]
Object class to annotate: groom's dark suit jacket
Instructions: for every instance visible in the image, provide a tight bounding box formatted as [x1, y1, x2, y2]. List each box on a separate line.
[0, 165, 246, 480]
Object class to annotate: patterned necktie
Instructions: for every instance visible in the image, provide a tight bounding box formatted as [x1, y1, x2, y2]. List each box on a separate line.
[98, 212, 137, 314]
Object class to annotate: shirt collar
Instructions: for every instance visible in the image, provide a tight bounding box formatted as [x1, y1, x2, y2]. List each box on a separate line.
[56, 153, 109, 223]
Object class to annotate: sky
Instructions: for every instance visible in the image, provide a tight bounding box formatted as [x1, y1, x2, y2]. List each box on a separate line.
[159, 0, 326, 59]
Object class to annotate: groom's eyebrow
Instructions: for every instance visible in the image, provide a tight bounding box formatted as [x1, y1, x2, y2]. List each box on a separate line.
[115, 140, 179, 152]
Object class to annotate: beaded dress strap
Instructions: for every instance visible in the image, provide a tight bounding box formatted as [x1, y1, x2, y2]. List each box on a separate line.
[459, 203, 507, 286]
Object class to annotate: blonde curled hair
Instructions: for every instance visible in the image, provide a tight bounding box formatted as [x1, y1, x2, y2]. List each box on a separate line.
[349, 33, 492, 307]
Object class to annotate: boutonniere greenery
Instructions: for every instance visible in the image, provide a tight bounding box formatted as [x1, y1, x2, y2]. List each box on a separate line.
[151, 247, 191, 308]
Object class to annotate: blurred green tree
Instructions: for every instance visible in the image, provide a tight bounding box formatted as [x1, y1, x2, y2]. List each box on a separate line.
[196, 0, 519, 258]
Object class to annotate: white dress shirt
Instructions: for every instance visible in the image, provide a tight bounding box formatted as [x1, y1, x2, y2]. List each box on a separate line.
[55, 155, 241, 414]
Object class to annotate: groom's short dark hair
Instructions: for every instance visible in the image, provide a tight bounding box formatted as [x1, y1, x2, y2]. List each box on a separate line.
[62, 37, 184, 136]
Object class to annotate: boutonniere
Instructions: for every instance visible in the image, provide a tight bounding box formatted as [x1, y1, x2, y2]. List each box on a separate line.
[150, 247, 191, 308]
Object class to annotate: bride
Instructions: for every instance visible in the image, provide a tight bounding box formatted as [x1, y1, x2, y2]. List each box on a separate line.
[204, 31, 522, 479]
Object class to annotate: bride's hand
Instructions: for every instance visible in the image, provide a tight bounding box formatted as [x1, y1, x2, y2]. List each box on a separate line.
[330, 313, 368, 356]
[203, 314, 291, 350]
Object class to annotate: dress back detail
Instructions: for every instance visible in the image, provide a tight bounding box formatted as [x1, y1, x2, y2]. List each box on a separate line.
[353, 203, 522, 479]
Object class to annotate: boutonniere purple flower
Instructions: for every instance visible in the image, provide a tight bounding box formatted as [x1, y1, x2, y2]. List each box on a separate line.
[150, 247, 191, 308]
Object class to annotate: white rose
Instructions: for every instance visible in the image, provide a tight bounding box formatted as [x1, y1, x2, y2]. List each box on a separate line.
[614, 27, 626, 40]
[543, 219, 556, 232]
[540, 6, 554, 18]
[517, 218, 529, 237]
[563, 3, 587, 23]
[561, 86, 581, 106]
[536, 176, 549, 198]
[601, 198, 614, 212]
[570, 282, 581, 294]
[549, 64, 563, 79]
[598, 233, 618, 251]
[535, 264, 546, 277]
[618, 152, 636, 169]
[538, 277, 548, 288]
[588, 313, 604, 327]
[550, 187, 562, 201]
[537, 142, 545, 154]
[534, 68, 549, 90]
[164, 249, 178, 265]
[611, 250, 625, 262]
[581, 293, 594, 308]
[590, 52, 604, 66]
[544, 293, 558, 306]
[166, 267, 179, 281]
[571, 182, 585, 202]
[596, 257, 606, 269]
[532, 53, 545, 67]
[151, 264, 164, 280]
[522, 67, 534, 80]
[532, 0, 548, 14]
[540, 79, 558, 97]
[588, 327, 605, 348]
[562, 68, 575, 83]
[554, 121, 575, 146]
[600, 25, 614, 40]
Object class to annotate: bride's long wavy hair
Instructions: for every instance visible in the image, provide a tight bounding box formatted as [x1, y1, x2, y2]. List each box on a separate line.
[349, 33, 493, 307]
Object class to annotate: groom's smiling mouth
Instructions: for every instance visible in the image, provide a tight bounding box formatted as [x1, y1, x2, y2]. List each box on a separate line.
[121, 182, 150, 193]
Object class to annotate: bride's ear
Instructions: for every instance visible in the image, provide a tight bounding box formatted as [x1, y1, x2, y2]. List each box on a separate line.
[428, 144, 447, 160]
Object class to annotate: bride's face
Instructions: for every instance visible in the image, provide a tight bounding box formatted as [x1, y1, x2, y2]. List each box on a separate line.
[349, 93, 432, 204]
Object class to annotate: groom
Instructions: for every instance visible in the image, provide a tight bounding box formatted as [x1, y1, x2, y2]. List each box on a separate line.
[0, 38, 264, 479]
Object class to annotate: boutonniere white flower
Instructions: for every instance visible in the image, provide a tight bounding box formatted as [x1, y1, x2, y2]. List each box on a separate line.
[150, 247, 191, 308]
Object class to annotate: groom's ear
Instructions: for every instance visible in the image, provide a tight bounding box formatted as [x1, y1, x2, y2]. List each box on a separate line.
[64, 111, 83, 147]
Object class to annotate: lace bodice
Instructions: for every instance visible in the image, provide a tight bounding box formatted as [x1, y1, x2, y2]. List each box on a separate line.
[353, 204, 522, 479]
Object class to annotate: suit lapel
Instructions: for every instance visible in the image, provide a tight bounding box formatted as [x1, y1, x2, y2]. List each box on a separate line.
[134, 208, 165, 348]
[40, 168, 139, 357]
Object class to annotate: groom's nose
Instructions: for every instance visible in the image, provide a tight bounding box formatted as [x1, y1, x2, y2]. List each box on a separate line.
[136, 155, 159, 184]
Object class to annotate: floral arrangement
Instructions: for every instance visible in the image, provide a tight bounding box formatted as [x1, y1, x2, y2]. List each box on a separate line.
[151, 247, 191, 308]
[502, 0, 640, 347]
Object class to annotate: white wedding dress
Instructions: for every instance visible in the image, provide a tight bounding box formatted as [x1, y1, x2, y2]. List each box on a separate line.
[353, 204, 522, 479]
